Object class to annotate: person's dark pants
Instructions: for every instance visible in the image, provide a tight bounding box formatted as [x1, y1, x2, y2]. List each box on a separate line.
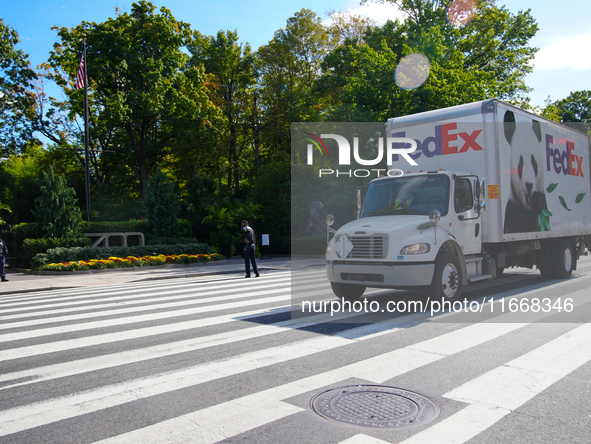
[0, 255, 5, 281]
[244, 244, 259, 276]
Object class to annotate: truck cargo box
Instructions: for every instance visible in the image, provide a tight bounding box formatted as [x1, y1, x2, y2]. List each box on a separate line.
[386, 99, 591, 244]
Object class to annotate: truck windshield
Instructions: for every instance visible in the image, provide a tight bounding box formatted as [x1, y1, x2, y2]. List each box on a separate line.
[361, 175, 450, 217]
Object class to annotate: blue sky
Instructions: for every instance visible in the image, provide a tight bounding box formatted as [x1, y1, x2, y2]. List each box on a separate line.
[3, 0, 590, 109]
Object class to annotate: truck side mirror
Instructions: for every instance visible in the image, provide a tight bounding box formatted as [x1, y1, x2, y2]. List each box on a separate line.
[355, 186, 367, 219]
[429, 209, 441, 244]
[326, 214, 336, 244]
[474, 178, 486, 215]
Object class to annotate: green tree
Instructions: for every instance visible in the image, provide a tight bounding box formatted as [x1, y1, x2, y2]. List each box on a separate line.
[144, 169, 180, 238]
[0, 142, 46, 224]
[201, 202, 236, 254]
[189, 30, 256, 195]
[553, 90, 591, 123]
[47, 1, 224, 201]
[321, 0, 539, 120]
[0, 201, 11, 225]
[257, 9, 334, 152]
[0, 19, 38, 155]
[32, 166, 82, 238]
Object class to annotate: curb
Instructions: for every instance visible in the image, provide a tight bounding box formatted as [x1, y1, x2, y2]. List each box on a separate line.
[0, 263, 290, 296]
[0, 286, 79, 296]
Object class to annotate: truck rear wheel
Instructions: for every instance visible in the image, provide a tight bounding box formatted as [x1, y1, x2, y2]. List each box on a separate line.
[330, 282, 366, 301]
[550, 240, 574, 279]
[427, 252, 463, 302]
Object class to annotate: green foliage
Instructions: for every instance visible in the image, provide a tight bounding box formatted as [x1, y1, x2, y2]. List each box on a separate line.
[552, 91, 591, 133]
[22, 236, 90, 268]
[189, 29, 256, 195]
[47, 0, 225, 201]
[145, 169, 180, 238]
[257, 9, 334, 153]
[0, 19, 38, 155]
[79, 218, 191, 241]
[80, 220, 147, 234]
[9, 222, 43, 244]
[321, 0, 539, 120]
[32, 166, 82, 238]
[202, 203, 236, 248]
[147, 236, 199, 245]
[0, 143, 45, 224]
[32, 242, 215, 268]
[0, 200, 11, 225]
[252, 152, 290, 254]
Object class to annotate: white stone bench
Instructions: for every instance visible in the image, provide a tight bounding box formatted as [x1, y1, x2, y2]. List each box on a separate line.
[84, 232, 145, 248]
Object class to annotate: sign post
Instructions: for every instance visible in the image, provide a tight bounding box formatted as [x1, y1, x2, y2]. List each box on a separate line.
[262, 234, 271, 259]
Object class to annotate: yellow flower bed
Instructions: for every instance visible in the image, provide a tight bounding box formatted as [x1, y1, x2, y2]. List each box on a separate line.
[39, 253, 223, 271]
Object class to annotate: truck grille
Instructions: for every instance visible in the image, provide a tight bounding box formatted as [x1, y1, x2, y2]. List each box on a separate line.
[348, 235, 388, 259]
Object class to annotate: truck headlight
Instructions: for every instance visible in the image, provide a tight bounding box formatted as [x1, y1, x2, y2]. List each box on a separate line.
[326, 245, 332, 255]
[400, 243, 431, 255]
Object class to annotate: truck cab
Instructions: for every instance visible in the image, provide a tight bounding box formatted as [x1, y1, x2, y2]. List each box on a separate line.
[326, 170, 488, 301]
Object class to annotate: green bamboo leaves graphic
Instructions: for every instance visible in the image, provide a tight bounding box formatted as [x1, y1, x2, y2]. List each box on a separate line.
[547, 183, 586, 212]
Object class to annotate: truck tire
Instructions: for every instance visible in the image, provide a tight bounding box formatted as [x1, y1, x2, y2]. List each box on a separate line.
[550, 240, 574, 279]
[330, 282, 366, 301]
[427, 252, 463, 302]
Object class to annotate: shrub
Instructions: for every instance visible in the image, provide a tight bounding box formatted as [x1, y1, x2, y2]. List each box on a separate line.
[147, 236, 199, 245]
[79, 218, 192, 242]
[32, 166, 82, 238]
[23, 237, 91, 268]
[32, 242, 215, 269]
[145, 169, 180, 238]
[80, 220, 147, 234]
[9, 222, 44, 266]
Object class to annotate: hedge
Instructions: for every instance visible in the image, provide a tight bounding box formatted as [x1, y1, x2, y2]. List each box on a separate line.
[22, 237, 91, 268]
[80, 218, 192, 239]
[31, 243, 215, 270]
[147, 237, 200, 245]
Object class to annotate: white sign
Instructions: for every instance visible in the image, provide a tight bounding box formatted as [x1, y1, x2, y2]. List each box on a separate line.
[262, 234, 269, 246]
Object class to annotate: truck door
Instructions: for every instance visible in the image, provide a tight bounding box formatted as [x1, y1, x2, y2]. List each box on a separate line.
[453, 177, 481, 255]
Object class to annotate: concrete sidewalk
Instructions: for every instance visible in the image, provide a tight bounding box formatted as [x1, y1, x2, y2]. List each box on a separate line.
[0, 256, 292, 296]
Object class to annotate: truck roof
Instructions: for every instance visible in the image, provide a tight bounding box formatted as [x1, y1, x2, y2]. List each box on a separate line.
[387, 99, 590, 137]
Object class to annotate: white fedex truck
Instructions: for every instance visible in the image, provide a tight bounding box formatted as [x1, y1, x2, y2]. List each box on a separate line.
[325, 99, 591, 301]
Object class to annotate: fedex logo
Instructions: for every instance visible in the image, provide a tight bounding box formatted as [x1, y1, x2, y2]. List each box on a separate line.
[545, 135, 584, 177]
[391, 122, 483, 162]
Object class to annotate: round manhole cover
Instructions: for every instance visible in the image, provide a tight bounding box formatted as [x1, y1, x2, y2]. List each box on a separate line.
[310, 385, 439, 429]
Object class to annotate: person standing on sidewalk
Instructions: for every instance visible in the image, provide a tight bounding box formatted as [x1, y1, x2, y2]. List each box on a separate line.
[0, 238, 9, 282]
[241, 220, 259, 278]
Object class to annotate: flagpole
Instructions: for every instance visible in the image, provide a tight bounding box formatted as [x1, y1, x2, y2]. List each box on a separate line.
[82, 39, 91, 222]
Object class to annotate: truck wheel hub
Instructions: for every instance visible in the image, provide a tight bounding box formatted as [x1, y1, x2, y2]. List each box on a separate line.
[441, 264, 459, 298]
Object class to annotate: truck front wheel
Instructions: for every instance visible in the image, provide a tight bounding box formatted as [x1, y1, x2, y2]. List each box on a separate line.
[331, 282, 366, 301]
[550, 240, 574, 279]
[428, 252, 463, 301]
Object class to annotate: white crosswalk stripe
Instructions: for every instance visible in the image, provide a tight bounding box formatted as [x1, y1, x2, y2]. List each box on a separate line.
[1, 258, 590, 443]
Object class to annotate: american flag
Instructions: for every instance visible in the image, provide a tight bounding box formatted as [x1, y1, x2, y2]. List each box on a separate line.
[75, 52, 86, 90]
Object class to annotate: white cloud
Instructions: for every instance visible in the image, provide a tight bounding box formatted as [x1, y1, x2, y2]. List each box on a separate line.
[533, 33, 591, 71]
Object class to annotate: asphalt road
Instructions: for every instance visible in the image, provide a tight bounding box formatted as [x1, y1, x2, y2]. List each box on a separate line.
[1, 256, 590, 443]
